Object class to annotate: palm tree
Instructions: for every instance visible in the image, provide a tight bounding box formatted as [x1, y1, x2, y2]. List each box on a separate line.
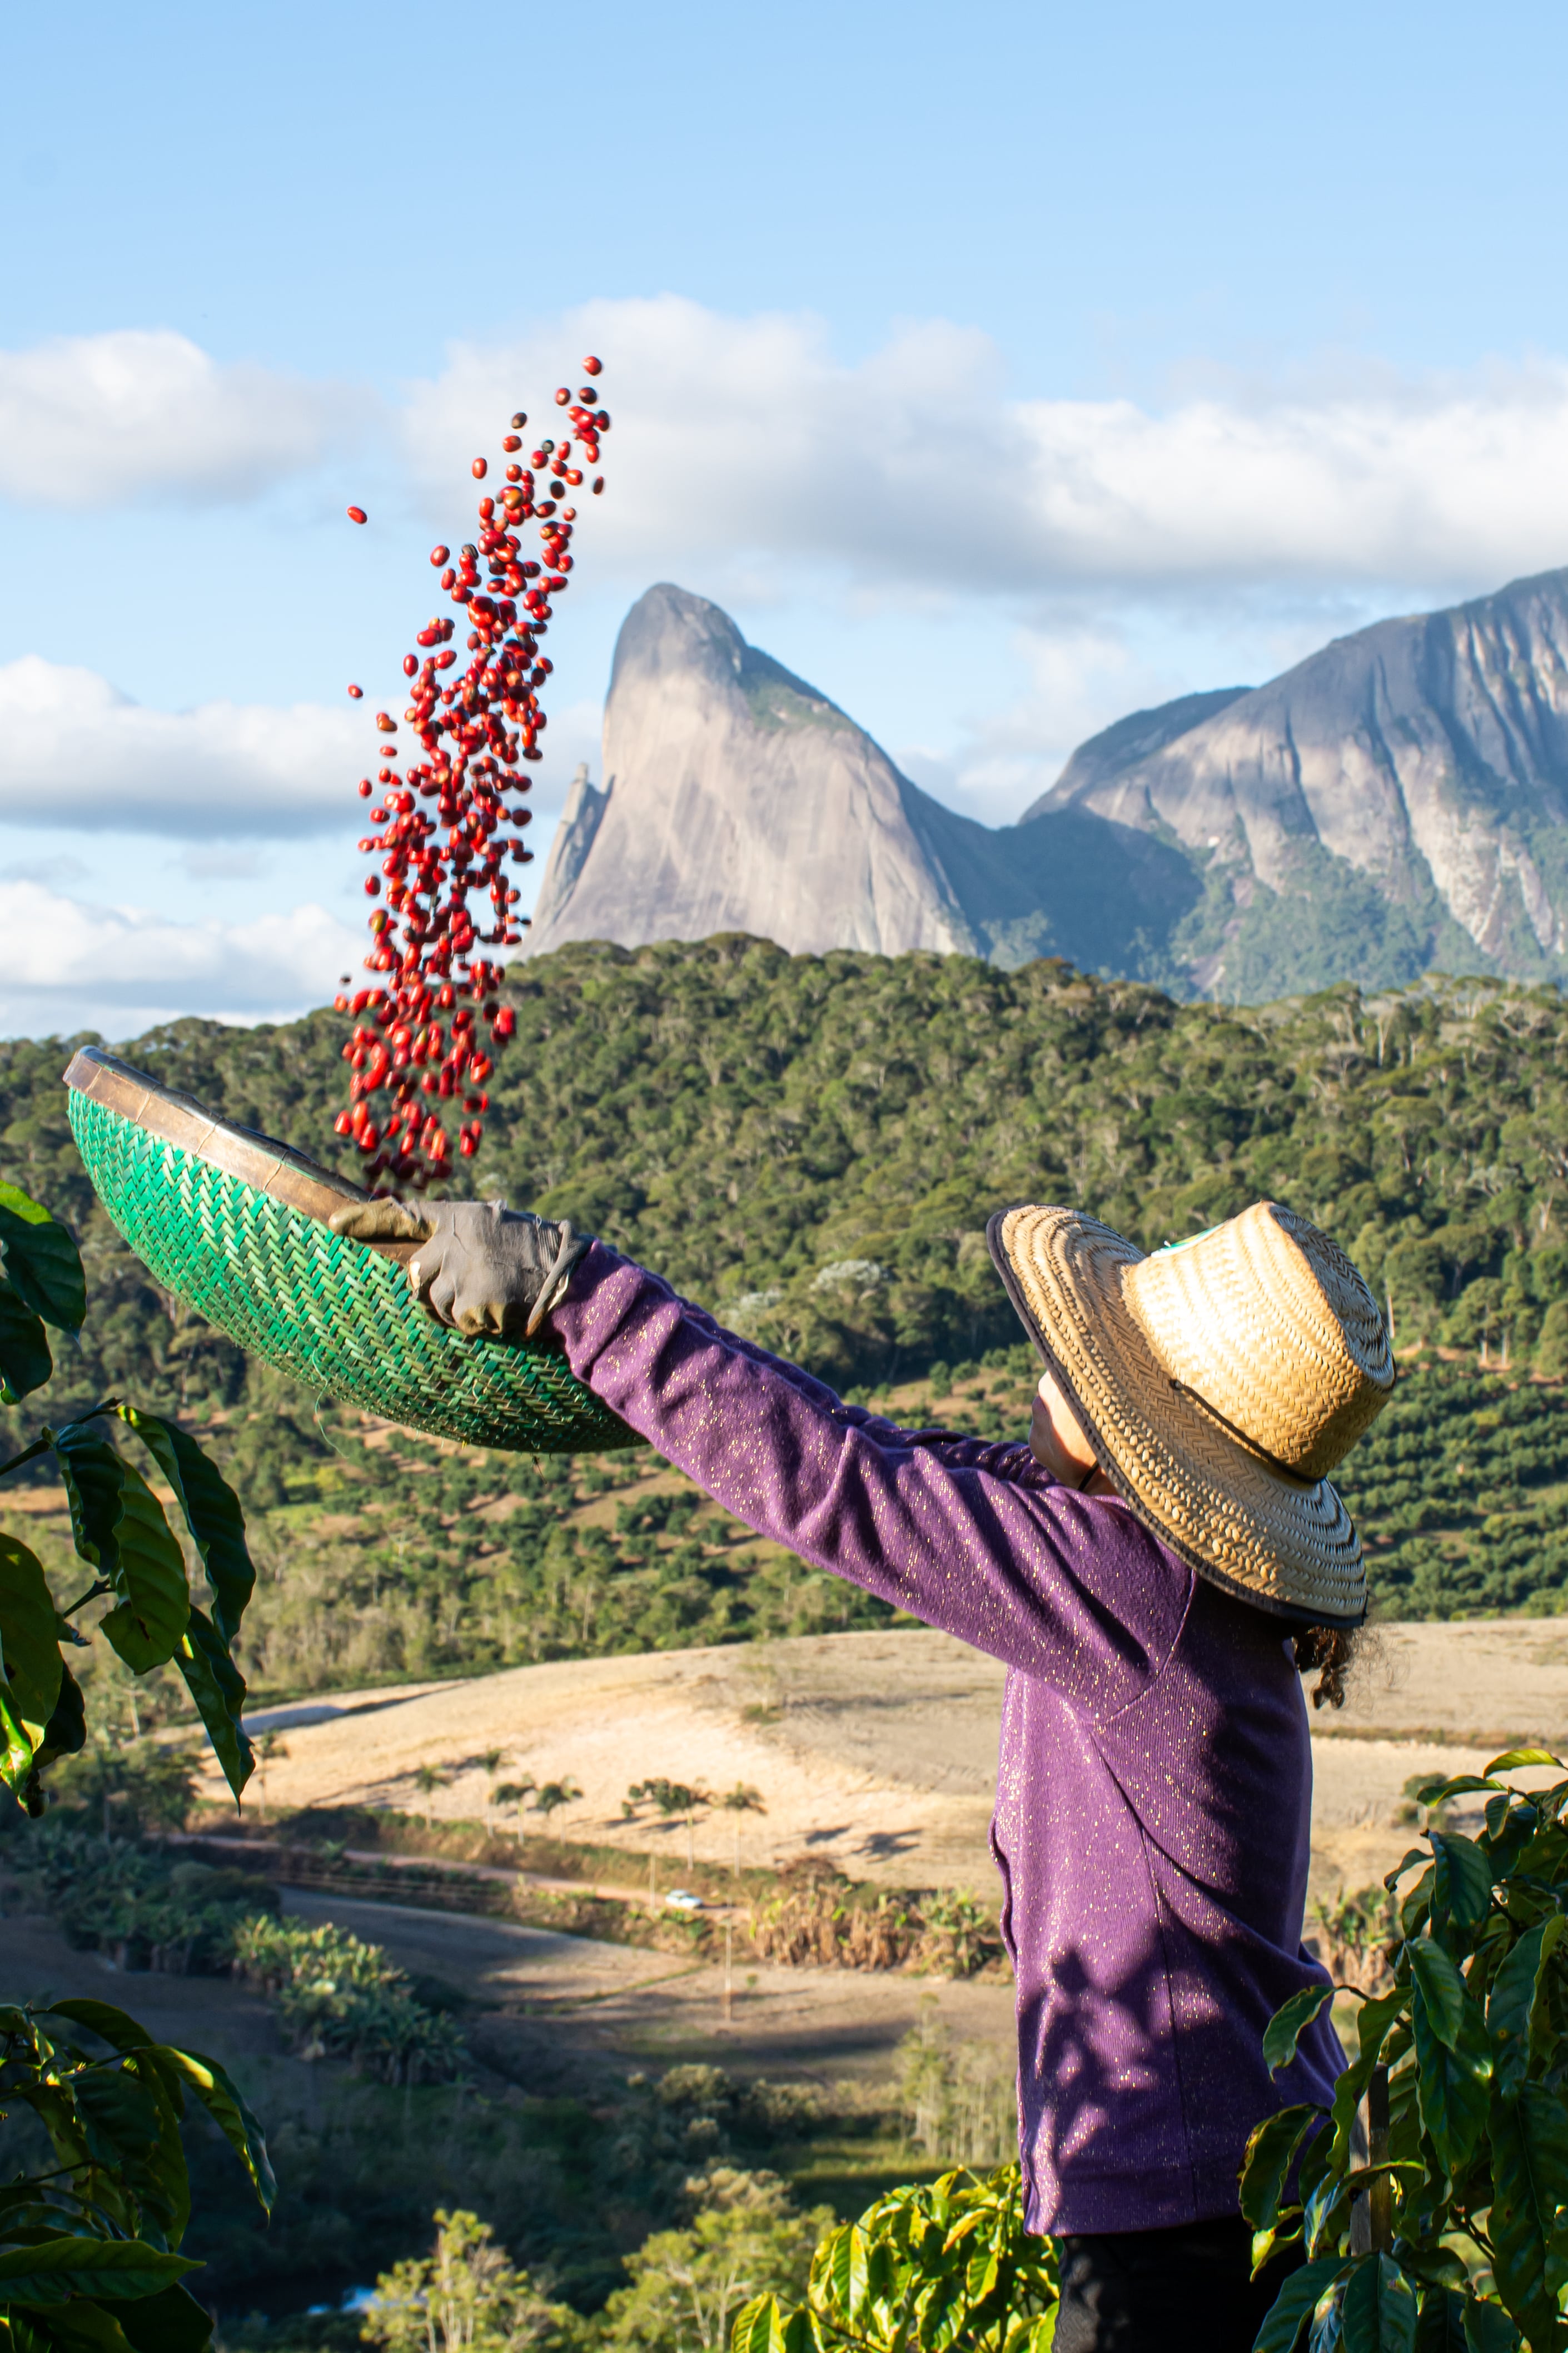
[492, 1778, 536, 1838]
[411, 1761, 446, 1827]
[531, 1777, 582, 1824]
[720, 1783, 766, 1877]
[478, 1748, 506, 1828]
[628, 1779, 712, 1873]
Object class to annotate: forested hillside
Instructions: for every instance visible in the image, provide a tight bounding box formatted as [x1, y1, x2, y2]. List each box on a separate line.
[5, 935, 1568, 1666]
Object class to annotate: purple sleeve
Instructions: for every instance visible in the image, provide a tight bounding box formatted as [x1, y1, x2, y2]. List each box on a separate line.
[549, 1243, 1194, 1712]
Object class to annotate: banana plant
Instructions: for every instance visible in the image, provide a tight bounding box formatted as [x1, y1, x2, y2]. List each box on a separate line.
[1241, 1745, 1568, 2351]
[0, 1181, 256, 1811]
[730, 2166, 1058, 2352]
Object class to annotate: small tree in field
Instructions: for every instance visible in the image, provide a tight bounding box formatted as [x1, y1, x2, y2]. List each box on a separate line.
[493, 1777, 536, 1838]
[532, 1776, 582, 1824]
[629, 1777, 712, 1873]
[363, 2206, 573, 2351]
[721, 1783, 766, 1877]
[411, 1760, 446, 1826]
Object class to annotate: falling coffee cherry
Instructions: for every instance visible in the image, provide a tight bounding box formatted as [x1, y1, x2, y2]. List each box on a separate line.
[336, 360, 611, 1188]
[347, 506, 368, 524]
[347, 683, 364, 698]
[582, 355, 602, 375]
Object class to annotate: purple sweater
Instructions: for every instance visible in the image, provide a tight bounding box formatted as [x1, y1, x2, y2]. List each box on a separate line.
[550, 1243, 1342, 2235]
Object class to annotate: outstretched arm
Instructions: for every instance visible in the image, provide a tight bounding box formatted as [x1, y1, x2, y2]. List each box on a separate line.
[548, 1242, 1192, 1705]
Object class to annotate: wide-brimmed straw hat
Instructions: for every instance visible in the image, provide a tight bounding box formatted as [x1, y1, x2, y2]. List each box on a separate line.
[987, 1200, 1395, 1626]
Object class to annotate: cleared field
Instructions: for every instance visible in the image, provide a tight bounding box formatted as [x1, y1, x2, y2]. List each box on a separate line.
[226, 1619, 1568, 1908]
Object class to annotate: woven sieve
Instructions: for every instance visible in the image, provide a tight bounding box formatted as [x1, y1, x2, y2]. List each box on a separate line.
[64, 1048, 635, 1455]
[989, 1200, 1394, 1627]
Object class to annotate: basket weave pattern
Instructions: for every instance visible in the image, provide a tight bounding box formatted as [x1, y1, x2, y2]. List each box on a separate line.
[68, 1089, 634, 1455]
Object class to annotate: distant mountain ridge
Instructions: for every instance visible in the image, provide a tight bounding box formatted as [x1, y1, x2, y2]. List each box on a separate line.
[530, 570, 1568, 1001]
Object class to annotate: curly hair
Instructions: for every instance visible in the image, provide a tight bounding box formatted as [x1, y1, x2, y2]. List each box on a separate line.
[1293, 1625, 1359, 1710]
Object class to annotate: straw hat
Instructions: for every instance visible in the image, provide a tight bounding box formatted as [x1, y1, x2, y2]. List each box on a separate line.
[987, 1200, 1395, 1626]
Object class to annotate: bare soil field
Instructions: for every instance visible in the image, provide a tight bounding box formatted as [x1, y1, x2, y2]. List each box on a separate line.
[225, 1620, 1568, 1910]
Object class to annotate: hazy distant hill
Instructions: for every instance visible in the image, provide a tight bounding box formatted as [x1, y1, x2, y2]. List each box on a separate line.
[531, 570, 1568, 1001]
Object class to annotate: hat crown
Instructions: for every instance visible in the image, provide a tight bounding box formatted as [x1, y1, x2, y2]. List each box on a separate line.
[1121, 1202, 1393, 1480]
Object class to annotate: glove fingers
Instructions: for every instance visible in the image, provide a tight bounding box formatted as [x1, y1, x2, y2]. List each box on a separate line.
[331, 1200, 431, 1243]
[425, 1266, 462, 1327]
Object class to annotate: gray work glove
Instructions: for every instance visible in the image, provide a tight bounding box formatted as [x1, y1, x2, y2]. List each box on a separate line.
[329, 1196, 591, 1339]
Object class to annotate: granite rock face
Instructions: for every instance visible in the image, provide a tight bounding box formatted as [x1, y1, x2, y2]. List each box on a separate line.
[528, 585, 1195, 981]
[530, 571, 1568, 1000]
[1029, 567, 1568, 992]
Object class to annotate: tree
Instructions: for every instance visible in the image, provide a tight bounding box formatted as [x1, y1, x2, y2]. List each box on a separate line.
[720, 1783, 766, 1878]
[479, 1745, 507, 1827]
[732, 2167, 1057, 2353]
[361, 2206, 574, 2351]
[531, 1776, 582, 1824]
[1239, 1740, 1568, 2350]
[629, 1779, 713, 1874]
[0, 1179, 258, 1814]
[411, 1760, 446, 1826]
[604, 2169, 830, 2352]
[493, 1777, 536, 1837]
[252, 1726, 286, 1821]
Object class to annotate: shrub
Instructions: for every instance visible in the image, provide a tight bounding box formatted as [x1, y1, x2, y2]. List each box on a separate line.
[230, 1915, 469, 2086]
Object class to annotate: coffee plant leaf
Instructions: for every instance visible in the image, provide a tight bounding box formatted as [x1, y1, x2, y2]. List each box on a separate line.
[152, 2047, 275, 2212]
[0, 1533, 62, 1740]
[1408, 1942, 1470, 2052]
[97, 2280, 214, 2352]
[113, 1407, 254, 1647]
[0, 1185, 85, 1333]
[174, 1604, 253, 1801]
[1265, 1983, 1336, 2076]
[0, 1279, 52, 1407]
[1340, 2253, 1418, 2353]
[0, 2235, 197, 2304]
[1412, 1971, 1492, 2174]
[1251, 2255, 1346, 2353]
[32, 1661, 85, 1776]
[1430, 1835, 1494, 1934]
[1483, 1750, 1564, 1777]
[96, 1463, 190, 1674]
[1461, 2295, 1521, 2353]
[1486, 2079, 1568, 2350]
[1487, 1917, 1568, 2095]
[1241, 2103, 1323, 2231]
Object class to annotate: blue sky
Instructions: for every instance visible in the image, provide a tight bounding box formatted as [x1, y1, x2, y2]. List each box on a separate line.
[4, 0, 1568, 1033]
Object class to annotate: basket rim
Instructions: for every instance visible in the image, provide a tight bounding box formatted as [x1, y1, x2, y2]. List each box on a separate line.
[62, 1046, 416, 1265]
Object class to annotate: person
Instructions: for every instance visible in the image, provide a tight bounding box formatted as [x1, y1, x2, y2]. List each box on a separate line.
[331, 1189, 1394, 2353]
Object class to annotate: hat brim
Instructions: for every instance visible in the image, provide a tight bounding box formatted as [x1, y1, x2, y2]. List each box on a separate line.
[988, 1205, 1367, 1629]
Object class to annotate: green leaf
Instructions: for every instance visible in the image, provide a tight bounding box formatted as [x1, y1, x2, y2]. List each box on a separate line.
[51, 1426, 126, 1575]
[33, 1661, 86, 1775]
[115, 1408, 253, 1646]
[175, 1605, 252, 1802]
[729, 2296, 787, 2353]
[153, 2047, 273, 2212]
[0, 2236, 195, 2304]
[1430, 1835, 1494, 1933]
[1483, 1750, 1565, 1777]
[0, 1186, 85, 1332]
[97, 1464, 190, 1674]
[826, 2226, 871, 2323]
[0, 1676, 35, 1798]
[99, 2283, 213, 2353]
[1265, 1983, 1337, 2076]
[1408, 1941, 1469, 2051]
[1412, 2286, 1466, 2352]
[1461, 2296, 1521, 2353]
[0, 1279, 53, 1405]
[0, 1532, 63, 1737]
[1412, 1960, 1491, 2173]
[1252, 2255, 1347, 2352]
[1240, 2103, 1323, 2231]
[1340, 2253, 1417, 2353]
[28, 2302, 140, 2351]
[1487, 2080, 1568, 2350]
[74, 2068, 162, 2169]
[1487, 1916, 1568, 2095]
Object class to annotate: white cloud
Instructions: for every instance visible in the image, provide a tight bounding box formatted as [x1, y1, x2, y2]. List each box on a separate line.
[401, 298, 1568, 599]
[0, 330, 364, 508]
[0, 881, 362, 1039]
[0, 656, 369, 836]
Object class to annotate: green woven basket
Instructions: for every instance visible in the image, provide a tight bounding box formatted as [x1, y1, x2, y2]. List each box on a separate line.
[64, 1048, 635, 1455]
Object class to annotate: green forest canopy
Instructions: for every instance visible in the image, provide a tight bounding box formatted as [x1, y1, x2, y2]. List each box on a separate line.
[6, 935, 1568, 1655]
